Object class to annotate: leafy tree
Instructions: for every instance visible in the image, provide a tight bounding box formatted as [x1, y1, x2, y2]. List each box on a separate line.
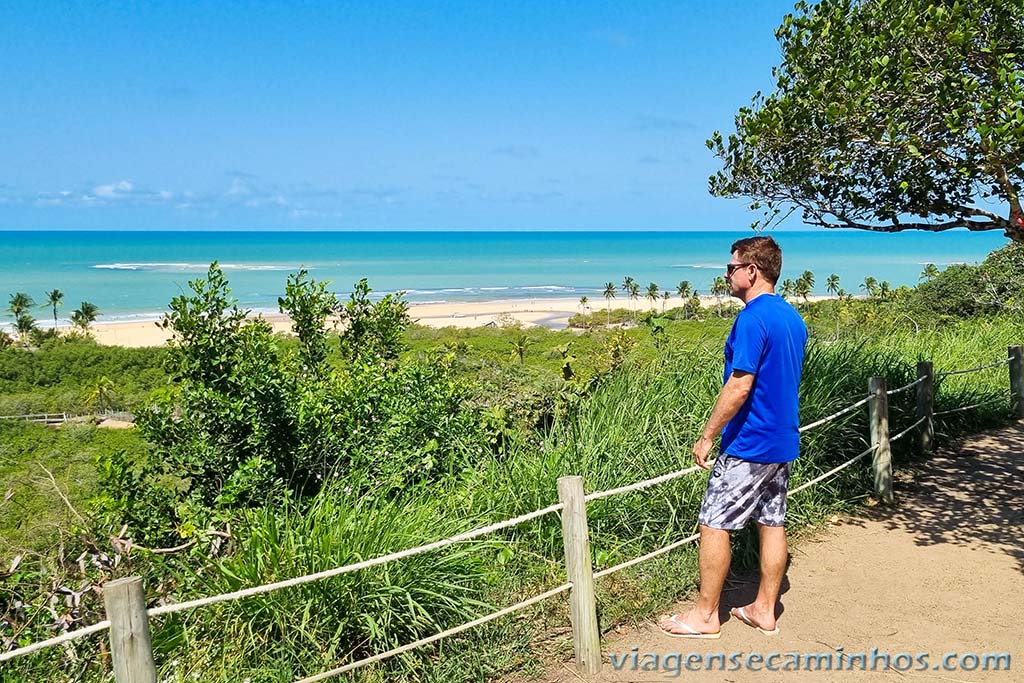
[278, 269, 338, 378]
[337, 279, 409, 364]
[910, 240, 1024, 315]
[602, 282, 616, 325]
[43, 289, 64, 328]
[708, 0, 1024, 240]
[137, 263, 296, 523]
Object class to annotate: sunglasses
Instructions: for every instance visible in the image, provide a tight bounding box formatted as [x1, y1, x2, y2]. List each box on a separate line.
[725, 262, 755, 275]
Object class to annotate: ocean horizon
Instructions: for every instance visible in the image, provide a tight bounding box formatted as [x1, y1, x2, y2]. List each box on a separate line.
[1, 229, 1007, 325]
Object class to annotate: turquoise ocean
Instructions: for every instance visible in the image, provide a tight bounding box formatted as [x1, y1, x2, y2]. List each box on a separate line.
[0, 230, 1006, 326]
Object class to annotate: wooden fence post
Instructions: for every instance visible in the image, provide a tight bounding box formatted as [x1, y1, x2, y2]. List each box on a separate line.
[916, 361, 934, 455]
[868, 377, 893, 505]
[1009, 346, 1024, 419]
[557, 476, 602, 674]
[103, 576, 157, 683]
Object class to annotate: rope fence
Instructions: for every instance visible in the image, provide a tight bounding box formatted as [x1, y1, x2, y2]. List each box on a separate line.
[584, 465, 703, 502]
[3, 346, 1021, 682]
[798, 394, 872, 433]
[886, 376, 925, 396]
[788, 444, 878, 495]
[889, 416, 928, 443]
[0, 620, 110, 664]
[934, 395, 1010, 417]
[935, 357, 1011, 378]
[294, 583, 574, 683]
[148, 502, 565, 618]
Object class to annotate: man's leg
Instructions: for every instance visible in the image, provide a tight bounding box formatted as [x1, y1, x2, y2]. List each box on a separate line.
[736, 523, 787, 630]
[659, 524, 731, 634]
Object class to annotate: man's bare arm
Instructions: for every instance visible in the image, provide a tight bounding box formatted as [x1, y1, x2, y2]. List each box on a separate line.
[692, 370, 755, 469]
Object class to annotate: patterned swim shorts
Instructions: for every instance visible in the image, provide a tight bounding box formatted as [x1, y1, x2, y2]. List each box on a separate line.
[697, 454, 792, 530]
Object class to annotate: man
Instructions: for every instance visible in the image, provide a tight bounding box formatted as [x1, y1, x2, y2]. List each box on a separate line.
[660, 236, 807, 638]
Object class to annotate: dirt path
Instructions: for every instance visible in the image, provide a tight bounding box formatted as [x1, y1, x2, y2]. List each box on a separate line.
[542, 424, 1024, 682]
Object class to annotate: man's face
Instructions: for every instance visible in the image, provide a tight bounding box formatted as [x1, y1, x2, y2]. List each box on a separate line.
[725, 251, 756, 297]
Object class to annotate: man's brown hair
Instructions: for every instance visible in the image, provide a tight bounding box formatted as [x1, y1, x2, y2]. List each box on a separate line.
[731, 235, 782, 285]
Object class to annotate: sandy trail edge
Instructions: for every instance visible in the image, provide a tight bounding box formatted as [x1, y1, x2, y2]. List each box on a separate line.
[537, 423, 1024, 682]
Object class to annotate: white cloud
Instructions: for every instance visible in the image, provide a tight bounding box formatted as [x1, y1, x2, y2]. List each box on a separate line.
[93, 179, 135, 198]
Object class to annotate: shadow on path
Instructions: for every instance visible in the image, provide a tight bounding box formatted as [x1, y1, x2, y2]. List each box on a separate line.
[853, 422, 1024, 571]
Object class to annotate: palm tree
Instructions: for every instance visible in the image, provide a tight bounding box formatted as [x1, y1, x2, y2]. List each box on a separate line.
[860, 276, 878, 298]
[688, 290, 702, 319]
[578, 295, 589, 330]
[509, 333, 532, 365]
[878, 280, 892, 301]
[602, 282, 616, 325]
[645, 282, 659, 311]
[781, 278, 796, 300]
[8, 292, 34, 318]
[676, 280, 692, 300]
[87, 376, 118, 412]
[621, 277, 635, 316]
[13, 313, 36, 343]
[794, 276, 812, 306]
[710, 276, 728, 316]
[70, 301, 99, 333]
[661, 291, 670, 313]
[44, 289, 64, 328]
[920, 263, 939, 281]
[627, 281, 640, 321]
[799, 270, 815, 291]
[825, 274, 840, 297]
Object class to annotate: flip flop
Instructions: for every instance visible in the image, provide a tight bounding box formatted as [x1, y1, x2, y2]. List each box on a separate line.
[659, 614, 722, 639]
[731, 606, 780, 636]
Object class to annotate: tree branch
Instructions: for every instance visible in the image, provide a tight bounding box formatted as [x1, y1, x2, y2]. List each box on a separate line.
[810, 216, 1003, 233]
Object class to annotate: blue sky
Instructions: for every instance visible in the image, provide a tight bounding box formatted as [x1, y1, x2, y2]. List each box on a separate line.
[0, 1, 800, 231]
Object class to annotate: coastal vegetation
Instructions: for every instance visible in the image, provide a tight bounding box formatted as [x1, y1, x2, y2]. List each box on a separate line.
[2, 242, 1022, 682]
[709, 0, 1024, 239]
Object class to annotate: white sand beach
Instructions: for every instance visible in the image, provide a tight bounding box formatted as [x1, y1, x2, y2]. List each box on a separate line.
[86, 298, 592, 347]
[82, 297, 657, 347]
[78, 294, 837, 348]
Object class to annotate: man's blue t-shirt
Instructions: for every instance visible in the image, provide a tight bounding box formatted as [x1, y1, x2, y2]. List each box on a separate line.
[720, 293, 808, 464]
